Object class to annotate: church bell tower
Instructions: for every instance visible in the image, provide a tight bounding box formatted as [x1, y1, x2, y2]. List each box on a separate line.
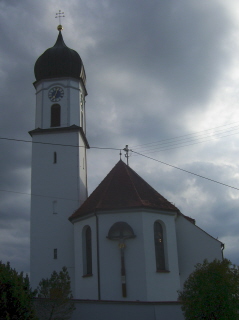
[30, 25, 89, 292]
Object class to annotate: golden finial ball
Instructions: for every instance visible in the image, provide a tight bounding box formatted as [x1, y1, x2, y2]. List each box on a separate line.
[57, 25, 63, 31]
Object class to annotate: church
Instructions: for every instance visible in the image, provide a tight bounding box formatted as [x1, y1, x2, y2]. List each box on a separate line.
[30, 24, 223, 318]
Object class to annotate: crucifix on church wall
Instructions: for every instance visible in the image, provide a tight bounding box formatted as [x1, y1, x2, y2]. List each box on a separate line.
[107, 222, 136, 298]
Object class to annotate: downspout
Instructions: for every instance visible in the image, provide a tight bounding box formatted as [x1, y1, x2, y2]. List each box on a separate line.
[221, 243, 225, 260]
[85, 147, 88, 198]
[95, 212, 101, 300]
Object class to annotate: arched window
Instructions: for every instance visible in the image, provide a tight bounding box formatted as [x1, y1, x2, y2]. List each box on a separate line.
[51, 104, 61, 127]
[154, 221, 166, 271]
[82, 226, 92, 276]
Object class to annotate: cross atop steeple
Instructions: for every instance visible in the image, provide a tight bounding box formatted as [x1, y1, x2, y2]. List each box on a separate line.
[123, 145, 130, 166]
[55, 10, 65, 30]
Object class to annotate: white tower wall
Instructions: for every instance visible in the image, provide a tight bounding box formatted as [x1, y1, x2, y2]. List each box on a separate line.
[30, 74, 88, 293]
[30, 130, 87, 291]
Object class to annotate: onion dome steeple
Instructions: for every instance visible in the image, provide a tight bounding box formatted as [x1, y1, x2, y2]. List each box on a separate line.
[34, 29, 86, 85]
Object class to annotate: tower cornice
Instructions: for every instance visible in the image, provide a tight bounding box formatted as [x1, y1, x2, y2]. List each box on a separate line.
[29, 125, 90, 148]
[33, 76, 87, 96]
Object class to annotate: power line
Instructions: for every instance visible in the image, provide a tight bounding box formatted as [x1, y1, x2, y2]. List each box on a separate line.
[0, 137, 85, 147]
[132, 121, 239, 150]
[1, 148, 238, 200]
[131, 150, 239, 191]
[1, 127, 238, 155]
[3, 132, 238, 155]
[131, 130, 239, 155]
[1, 129, 239, 191]
[2, 122, 238, 155]
[132, 121, 239, 148]
[0, 137, 121, 151]
[135, 127, 239, 153]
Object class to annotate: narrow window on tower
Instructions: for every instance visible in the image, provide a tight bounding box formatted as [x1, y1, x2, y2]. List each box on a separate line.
[82, 226, 92, 276]
[53, 152, 57, 164]
[154, 221, 166, 271]
[51, 104, 61, 127]
[53, 200, 57, 214]
[54, 248, 57, 259]
[80, 93, 84, 129]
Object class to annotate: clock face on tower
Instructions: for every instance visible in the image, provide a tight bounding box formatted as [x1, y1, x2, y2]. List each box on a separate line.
[48, 87, 64, 102]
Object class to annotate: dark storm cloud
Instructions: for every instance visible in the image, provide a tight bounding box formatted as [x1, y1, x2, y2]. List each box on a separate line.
[84, 0, 230, 108]
[0, 1, 42, 273]
[82, 0, 232, 155]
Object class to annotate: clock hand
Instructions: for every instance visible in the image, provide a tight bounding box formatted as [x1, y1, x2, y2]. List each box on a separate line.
[52, 88, 59, 100]
[55, 88, 59, 98]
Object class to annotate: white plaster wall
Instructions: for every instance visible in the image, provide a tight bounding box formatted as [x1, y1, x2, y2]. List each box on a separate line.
[72, 209, 182, 302]
[175, 215, 223, 289]
[73, 216, 98, 299]
[97, 210, 180, 301]
[142, 212, 180, 301]
[34, 78, 85, 129]
[30, 131, 87, 292]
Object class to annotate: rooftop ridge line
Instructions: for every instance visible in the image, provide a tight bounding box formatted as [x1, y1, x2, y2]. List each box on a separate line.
[127, 164, 178, 208]
[125, 164, 145, 207]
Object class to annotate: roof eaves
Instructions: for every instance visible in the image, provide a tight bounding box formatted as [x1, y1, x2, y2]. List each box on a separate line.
[28, 125, 90, 148]
[69, 204, 179, 222]
[179, 213, 223, 244]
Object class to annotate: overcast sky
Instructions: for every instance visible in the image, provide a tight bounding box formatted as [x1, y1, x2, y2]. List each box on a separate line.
[1, 0, 239, 277]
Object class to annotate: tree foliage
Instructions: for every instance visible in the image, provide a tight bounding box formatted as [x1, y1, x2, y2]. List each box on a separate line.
[35, 267, 75, 320]
[178, 259, 239, 320]
[0, 261, 37, 320]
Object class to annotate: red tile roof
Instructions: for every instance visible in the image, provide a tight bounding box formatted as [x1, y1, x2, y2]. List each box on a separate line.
[69, 160, 179, 222]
